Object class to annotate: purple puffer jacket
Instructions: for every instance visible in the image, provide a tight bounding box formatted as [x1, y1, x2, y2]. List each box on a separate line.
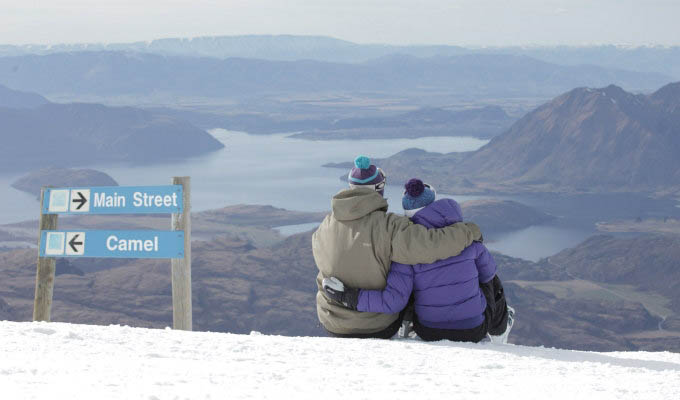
[356, 198, 497, 330]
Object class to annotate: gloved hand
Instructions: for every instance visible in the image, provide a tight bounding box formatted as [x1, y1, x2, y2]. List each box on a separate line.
[480, 278, 496, 313]
[322, 277, 359, 310]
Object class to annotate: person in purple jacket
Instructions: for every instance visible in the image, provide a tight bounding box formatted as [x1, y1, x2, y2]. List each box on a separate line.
[323, 178, 515, 343]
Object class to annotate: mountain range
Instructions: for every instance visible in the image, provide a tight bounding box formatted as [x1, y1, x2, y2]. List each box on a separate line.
[373, 82, 680, 194]
[0, 85, 224, 171]
[0, 52, 670, 103]
[2, 35, 679, 78]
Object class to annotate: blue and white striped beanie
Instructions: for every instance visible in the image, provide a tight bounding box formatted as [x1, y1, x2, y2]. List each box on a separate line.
[348, 155, 386, 195]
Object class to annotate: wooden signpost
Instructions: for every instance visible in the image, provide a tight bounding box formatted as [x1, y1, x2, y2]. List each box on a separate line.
[171, 176, 192, 331]
[33, 177, 192, 331]
[33, 190, 58, 322]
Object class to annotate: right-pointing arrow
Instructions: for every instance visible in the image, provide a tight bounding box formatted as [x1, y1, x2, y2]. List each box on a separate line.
[68, 234, 83, 253]
[72, 191, 87, 210]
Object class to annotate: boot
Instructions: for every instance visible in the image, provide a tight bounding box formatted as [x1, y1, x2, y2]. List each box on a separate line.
[398, 304, 415, 339]
[489, 305, 515, 344]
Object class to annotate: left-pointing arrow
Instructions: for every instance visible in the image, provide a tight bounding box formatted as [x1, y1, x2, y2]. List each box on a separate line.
[69, 234, 83, 253]
[72, 191, 88, 210]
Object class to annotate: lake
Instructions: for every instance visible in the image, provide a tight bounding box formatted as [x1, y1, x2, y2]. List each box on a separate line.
[0, 130, 487, 223]
[2, 130, 679, 261]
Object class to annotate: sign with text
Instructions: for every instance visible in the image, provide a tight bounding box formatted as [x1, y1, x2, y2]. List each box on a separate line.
[42, 185, 183, 215]
[39, 230, 185, 259]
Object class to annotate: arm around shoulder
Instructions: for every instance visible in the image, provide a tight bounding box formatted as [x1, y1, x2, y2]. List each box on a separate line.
[358, 263, 414, 314]
[389, 213, 483, 265]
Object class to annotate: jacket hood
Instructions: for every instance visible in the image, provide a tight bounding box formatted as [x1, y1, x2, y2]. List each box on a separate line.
[331, 188, 388, 221]
[411, 198, 463, 228]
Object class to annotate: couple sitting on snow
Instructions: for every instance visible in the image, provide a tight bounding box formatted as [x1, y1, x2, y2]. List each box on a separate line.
[313, 155, 515, 343]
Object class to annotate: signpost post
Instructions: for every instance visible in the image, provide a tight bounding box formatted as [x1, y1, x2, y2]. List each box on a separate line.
[33, 188, 58, 322]
[33, 177, 192, 330]
[171, 176, 192, 331]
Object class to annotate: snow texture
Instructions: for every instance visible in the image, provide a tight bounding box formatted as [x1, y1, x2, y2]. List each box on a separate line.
[1, 321, 679, 399]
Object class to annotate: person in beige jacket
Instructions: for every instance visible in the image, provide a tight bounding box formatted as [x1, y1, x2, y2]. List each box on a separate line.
[314, 155, 483, 338]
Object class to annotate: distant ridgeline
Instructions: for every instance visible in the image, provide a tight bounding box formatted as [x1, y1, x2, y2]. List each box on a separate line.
[0, 85, 224, 171]
[1, 35, 679, 78]
[378, 82, 680, 195]
[0, 51, 671, 100]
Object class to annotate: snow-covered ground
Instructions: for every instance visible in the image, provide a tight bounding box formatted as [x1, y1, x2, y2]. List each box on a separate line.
[1, 321, 679, 400]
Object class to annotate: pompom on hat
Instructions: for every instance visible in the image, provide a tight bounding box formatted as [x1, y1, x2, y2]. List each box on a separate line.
[402, 178, 436, 217]
[348, 155, 386, 195]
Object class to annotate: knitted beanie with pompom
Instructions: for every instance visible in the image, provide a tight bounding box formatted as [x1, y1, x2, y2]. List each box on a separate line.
[348, 155, 386, 194]
[402, 178, 435, 212]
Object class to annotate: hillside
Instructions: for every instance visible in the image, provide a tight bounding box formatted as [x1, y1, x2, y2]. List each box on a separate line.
[0, 101, 224, 171]
[0, 233, 322, 336]
[1, 321, 679, 399]
[1, 224, 677, 351]
[504, 234, 680, 350]
[464, 83, 680, 192]
[549, 235, 680, 311]
[375, 82, 680, 194]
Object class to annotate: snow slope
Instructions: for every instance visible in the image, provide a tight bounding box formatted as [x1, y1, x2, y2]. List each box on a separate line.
[1, 321, 679, 400]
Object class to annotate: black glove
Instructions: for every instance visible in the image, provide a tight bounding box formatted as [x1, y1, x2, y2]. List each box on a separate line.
[480, 278, 496, 312]
[322, 277, 359, 310]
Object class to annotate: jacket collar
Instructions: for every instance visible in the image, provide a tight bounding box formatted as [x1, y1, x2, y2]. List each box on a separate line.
[410, 198, 463, 228]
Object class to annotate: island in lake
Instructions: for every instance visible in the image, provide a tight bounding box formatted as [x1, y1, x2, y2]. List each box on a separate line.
[11, 168, 119, 198]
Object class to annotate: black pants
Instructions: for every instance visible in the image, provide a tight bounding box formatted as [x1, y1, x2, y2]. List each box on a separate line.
[326, 310, 405, 339]
[414, 275, 509, 343]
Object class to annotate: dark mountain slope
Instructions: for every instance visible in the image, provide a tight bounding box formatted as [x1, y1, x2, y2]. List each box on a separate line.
[460, 83, 680, 192]
[375, 82, 680, 194]
[0, 102, 224, 171]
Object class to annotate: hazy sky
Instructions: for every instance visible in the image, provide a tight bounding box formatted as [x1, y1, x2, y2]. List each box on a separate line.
[2, 0, 679, 46]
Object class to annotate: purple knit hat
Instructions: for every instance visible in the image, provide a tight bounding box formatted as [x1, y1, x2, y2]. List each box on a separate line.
[348, 155, 386, 194]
